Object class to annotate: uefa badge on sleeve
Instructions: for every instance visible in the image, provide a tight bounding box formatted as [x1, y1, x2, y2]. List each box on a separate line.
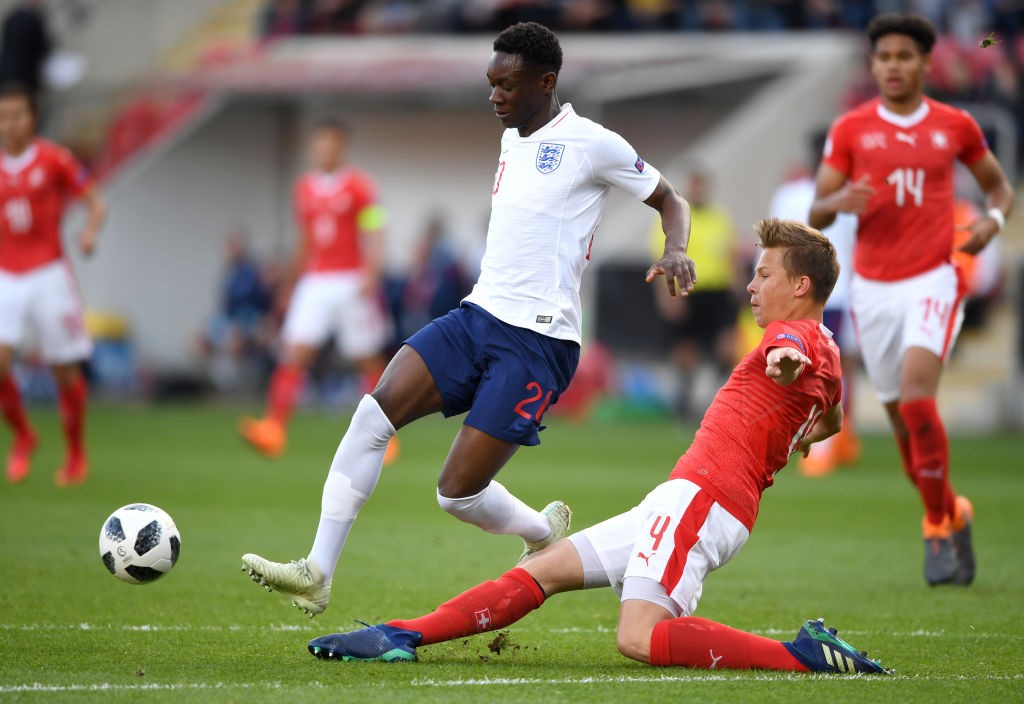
[536, 143, 565, 174]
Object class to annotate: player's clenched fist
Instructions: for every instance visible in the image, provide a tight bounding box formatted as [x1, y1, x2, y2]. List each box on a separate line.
[834, 175, 875, 215]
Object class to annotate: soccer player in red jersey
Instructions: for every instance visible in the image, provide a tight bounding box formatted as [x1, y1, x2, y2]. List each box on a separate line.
[239, 119, 394, 460]
[809, 14, 1014, 586]
[0, 83, 106, 485]
[305, 219, 889, 674]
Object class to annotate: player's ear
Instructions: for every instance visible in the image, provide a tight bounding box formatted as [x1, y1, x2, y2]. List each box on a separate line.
[793, 274, 812, 298]
[541, 71, 557, 95]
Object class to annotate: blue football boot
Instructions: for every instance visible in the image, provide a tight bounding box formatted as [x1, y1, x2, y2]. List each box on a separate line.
[784, 618, 891, 674]
[308, 623, 422, 662]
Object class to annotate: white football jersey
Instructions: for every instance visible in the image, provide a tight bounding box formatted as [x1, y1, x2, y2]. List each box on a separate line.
[464, 103, 660, 343]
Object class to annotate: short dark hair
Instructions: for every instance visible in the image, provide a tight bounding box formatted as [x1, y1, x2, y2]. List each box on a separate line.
[493, 22, 563, 75]
[867, 13, 937, 55]
[312, 118, 350, 138]
[0, 82, 38, 116]
[755, 218, 839, 304]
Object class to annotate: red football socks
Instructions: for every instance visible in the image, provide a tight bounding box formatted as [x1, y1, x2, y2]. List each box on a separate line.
[649, 616, 808, 671]
[895, 431, 915, 485]
[387, 568, 545, 645]
[0, 374, 32, 437]
[899, 398, 955, 524]
[267, 365, 304, 427]
[57, 374, 87, 456]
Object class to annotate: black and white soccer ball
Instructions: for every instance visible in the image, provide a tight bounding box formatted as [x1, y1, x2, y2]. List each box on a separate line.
[98, 503, 181, 584]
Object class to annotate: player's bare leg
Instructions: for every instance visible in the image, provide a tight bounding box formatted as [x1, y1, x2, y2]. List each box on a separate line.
[239, 343, 317, 458]
[51, 362, 88, 486]
[0, 345, 36, 483]
[243, 345, 443, 616]
[619, 592, 886, 672]
[436, 425, 572, 560]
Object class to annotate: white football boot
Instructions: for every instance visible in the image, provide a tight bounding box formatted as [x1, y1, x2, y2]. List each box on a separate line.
[519, 500, 572, 563]
[241, 554, 331, 617]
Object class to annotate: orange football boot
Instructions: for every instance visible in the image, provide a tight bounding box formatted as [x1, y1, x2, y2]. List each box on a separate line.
[383, 436, 400, 466]
[6, 431, 37, 483]
[54, 452, 88, 487]
[238, 416, 286, 459]
[799, 437, 837, 477]
[832, 423, 861, 466]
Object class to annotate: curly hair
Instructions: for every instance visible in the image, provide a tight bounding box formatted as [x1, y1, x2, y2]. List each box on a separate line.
[493, 22, 563, 75]
[755, 218, 839, 304]
[867, 13, 937, 55]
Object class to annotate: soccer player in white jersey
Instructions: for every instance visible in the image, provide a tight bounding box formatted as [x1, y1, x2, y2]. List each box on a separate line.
[241, 22, 696, 617]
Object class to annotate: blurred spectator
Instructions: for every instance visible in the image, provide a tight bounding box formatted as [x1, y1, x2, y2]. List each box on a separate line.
[259, 0, 310, 42]
[0, 0, 50, 92]
[389, 213, 471, 340]
[650, 168, 740, 419]
[308, 0, 367, 34]
[196, 231, 276, 391]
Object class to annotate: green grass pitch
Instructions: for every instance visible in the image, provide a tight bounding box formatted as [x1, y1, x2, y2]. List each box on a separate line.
[0, 404, 1022, 703]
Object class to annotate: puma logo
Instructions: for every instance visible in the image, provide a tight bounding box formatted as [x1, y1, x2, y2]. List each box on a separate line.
[895, 131, 917, 147]
[637, 551, 654, 566]
[709, 649, 723, 669]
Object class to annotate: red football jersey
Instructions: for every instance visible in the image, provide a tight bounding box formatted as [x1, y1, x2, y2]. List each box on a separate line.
[823, 97, 988, 281]
[670, 319, 842, 530]
[0, 139, 92, 273]
[293, 168, 379, 273]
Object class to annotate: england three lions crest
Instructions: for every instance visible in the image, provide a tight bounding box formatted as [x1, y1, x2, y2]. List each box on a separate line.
[536, 143, 565, 174]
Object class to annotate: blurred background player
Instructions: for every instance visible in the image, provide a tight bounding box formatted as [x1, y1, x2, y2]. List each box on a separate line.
[241, 22, 695, 618]
[810, 13, 1014, 586]
[0, 82, 106, 485]
[238, 119, 394, 460]
[306, 220, 888, 676]
[650, 167, 740, 420]
[769, 133, 860, 476]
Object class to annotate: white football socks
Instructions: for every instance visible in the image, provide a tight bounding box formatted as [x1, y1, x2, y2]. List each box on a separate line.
[436, 480, 551, 542]
[308, 394, 395, 581]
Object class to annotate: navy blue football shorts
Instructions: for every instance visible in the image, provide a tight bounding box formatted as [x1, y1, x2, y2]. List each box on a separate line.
[404, 303, 580, 446]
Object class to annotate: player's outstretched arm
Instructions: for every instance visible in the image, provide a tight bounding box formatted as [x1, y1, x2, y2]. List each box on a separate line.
[958, 152, 1015, 255]
[809, 165, 874, 231]
[795, 404, 843, 457]
[644, 176, 696, 297]
[77, 186, 106, 256]
[765, 346, 811, 387]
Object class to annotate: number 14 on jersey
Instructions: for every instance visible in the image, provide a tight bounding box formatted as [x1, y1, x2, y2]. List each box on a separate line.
[886, 167, 925, 207]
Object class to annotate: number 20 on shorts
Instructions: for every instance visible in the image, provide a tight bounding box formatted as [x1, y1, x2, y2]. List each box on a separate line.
[513, 381, 553, 424]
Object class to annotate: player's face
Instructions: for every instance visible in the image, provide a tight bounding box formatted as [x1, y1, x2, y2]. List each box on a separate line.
[747, 248, 799, 327]
[0, 95, 36, 151]
[487, 51, 554, 136]
[309, 128, 346, 172]
[870, 33, 930, 105]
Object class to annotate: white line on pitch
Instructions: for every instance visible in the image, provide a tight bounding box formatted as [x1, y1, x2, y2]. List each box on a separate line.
[410, 673, 1024, 687]
[0, 682, 309, 694]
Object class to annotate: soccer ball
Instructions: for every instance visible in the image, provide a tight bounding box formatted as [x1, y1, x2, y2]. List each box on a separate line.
[98, 503, 181, 584]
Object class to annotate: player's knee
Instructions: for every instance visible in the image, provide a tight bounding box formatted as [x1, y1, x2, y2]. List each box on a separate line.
[436, 474, 481, 500]
[436, 487, 483, 521]
[616, 627, 651, 664]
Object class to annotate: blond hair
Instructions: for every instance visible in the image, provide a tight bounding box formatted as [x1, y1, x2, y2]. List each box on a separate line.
[755, 218, 839, 304]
